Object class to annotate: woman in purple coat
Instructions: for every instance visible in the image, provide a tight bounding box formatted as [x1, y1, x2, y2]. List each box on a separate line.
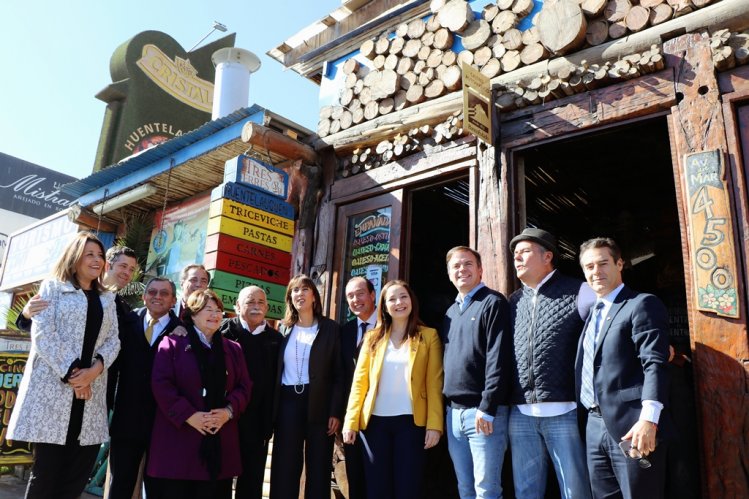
[147, 289, 252, 499]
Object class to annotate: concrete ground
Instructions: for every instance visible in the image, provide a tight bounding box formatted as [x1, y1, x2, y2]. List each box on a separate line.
[0, 474, 100, 498]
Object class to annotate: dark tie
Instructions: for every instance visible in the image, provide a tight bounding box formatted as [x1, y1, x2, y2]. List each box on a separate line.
[580, 301, 605, 409]
[358, 322, 368, 348]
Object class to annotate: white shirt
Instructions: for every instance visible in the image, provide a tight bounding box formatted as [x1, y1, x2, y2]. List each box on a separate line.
[281, 324, 318, 386]
[372, 339, 413, 416]
[240, 318, 267, 335]
[143, 313, 172, 346]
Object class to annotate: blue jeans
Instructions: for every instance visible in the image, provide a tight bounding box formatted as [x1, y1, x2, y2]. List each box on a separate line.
[508, 406, 592, 499]
[446, 406, 508, 499]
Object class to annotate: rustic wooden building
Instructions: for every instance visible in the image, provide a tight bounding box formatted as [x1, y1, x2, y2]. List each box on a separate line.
[268, 0, 749, 497]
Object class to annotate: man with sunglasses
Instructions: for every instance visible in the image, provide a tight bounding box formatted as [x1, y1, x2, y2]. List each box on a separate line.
[108, 276, 182, 498]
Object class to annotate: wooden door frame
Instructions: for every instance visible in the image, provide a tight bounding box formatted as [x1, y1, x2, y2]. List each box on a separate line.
[329, 191, 404, 321]
[322, 137, 479, 316]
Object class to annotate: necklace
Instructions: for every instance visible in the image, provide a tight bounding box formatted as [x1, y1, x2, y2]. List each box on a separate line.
[294, 327, 313, 394]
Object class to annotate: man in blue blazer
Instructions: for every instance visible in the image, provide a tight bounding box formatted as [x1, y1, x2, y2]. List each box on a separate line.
[575, 237, 671, 499]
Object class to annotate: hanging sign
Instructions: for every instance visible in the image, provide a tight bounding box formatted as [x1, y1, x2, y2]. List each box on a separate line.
[462, 63, 492, 144]
[684, 150, 740, 318]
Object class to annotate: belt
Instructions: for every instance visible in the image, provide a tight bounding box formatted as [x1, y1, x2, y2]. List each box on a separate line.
[588, 405, 602, 415]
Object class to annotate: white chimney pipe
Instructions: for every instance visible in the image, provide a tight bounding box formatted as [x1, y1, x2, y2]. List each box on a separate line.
[211, 47, 261, 120]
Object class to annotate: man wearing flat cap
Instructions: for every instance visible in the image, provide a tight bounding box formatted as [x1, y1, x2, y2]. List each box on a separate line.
[507, 228, 594, 499]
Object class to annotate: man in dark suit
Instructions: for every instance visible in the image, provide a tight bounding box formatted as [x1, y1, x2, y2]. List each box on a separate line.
[340, 277, 377, 499]
[221, 285, 282, 499]
[575, 237, 671, 499]
[108, 276, 182, 498]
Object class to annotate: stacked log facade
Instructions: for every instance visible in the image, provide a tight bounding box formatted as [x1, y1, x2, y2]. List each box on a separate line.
[287, 1, 749, 497]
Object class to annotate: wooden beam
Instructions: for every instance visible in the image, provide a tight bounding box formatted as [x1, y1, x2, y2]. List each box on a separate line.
[664, 32, 749, 499]
[330, 136, 476, 200]
[315, 0, 749, 152]
[241, 122, 319, 165]
[501, 68, 676, 147]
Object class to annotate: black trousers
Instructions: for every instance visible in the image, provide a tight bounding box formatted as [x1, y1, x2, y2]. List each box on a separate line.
[157, 478, 232, 499]
[270, 386, 334, 499]
[361, 415, 426, 499]
[108, 436, 158, 499]
[25, 442, 100, 499]
[234, 433, 270, 499]
[343, 437, 366, 499]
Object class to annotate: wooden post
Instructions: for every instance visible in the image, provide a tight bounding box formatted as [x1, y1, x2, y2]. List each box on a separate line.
[475, 88, 506, 292]
[664, 32, 749, 499]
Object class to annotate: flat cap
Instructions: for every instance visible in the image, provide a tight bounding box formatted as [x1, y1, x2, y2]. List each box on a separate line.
[510, 228, 559, 256]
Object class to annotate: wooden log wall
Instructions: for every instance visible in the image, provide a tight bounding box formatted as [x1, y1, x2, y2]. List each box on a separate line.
[316, 0, 734, 138]
[333, 25, 749, 178]
[339, 111, 463, 177]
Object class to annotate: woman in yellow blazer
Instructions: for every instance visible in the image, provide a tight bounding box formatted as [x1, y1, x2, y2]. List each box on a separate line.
[343, 279, 444, 499]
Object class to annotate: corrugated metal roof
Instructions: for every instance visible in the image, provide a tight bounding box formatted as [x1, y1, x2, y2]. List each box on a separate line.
[62, 105, 263, 198]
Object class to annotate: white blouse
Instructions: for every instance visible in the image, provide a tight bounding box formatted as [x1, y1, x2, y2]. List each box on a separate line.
[372, 339, 413, 416]
[281, 324, 318, 386]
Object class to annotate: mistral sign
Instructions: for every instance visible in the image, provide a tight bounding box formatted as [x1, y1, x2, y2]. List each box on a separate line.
[0, 154, 76, 220]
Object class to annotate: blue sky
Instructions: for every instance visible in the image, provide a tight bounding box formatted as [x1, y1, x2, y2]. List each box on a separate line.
[0, 0, 340, 179]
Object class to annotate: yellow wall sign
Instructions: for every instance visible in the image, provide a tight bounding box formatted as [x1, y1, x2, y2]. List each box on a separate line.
[684, 150, 740, 318]
[207, 216, 293, 252]
[209, 198, 295, 236]
[136, 44, 213, 113]
[462, 63, 492, 144]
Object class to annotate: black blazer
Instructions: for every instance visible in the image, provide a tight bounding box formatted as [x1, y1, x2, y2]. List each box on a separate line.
[221, 317, 282, 442]
[575, 285, 673, 441]
[109, 308, 182, 439]
[274, 316, 343, 424]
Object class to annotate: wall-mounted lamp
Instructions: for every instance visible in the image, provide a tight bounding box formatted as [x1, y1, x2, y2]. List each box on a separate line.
[92, 183, 158, 215]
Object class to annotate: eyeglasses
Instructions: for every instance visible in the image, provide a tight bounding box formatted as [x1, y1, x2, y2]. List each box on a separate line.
[202, 307, 223, 316]
[146, 289, 173, 297]
[618, 441, 652, 469]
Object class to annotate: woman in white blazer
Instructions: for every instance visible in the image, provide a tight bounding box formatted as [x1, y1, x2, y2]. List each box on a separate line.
[7, 232, 120, 499]
[342, 280, 444, 499]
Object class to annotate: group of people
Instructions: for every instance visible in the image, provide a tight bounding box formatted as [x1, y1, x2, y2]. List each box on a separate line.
[339, 230, 671, 499]
[4, 227, 672, 499]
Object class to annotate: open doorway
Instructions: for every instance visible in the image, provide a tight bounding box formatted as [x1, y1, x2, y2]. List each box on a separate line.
[406, 177, 470, 330]
[519, 117, 701, 499]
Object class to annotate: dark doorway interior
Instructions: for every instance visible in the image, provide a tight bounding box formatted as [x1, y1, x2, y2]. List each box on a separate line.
[406, 176, 468, 499]
[521, 117, 701, 499]
[407, 177, 470, 330]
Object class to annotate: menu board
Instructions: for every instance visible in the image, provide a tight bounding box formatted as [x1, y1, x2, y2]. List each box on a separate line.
[341, 207, 392, 321]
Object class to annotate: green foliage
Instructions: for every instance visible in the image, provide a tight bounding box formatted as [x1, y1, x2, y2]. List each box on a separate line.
[1, 285, 39, 333]
[113, 212, 154, 310]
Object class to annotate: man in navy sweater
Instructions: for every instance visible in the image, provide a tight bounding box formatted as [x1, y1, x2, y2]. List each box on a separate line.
[442, 246, 512, 499]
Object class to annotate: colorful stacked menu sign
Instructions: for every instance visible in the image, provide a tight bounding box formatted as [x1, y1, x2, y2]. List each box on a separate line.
[206, 155, 295, 319]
